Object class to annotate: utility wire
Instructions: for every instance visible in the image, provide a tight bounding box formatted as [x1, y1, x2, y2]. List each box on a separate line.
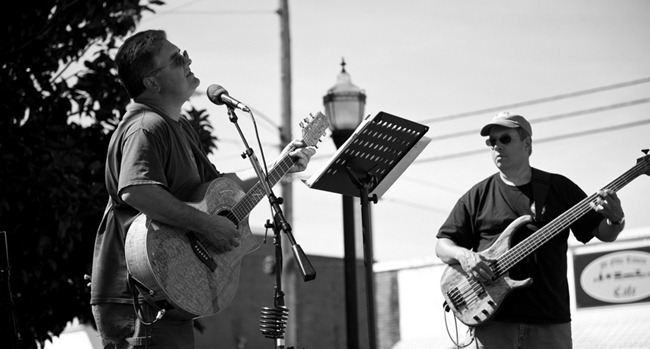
[416, 118, 650, 164]
[163, 10, 275, 15]
[420, 77, 650, 124]
[378, 197, 450, 214]
[428, 98, 650, 141]
[142, 0, 204, 21]
[143, 0, 275, 21]
[308, 99, 650, 163]
[192, 89, 281, 133]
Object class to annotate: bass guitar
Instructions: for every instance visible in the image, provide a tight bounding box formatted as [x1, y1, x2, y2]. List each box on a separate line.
[440, 150, 649, 327]
[125, 112, 329, 320]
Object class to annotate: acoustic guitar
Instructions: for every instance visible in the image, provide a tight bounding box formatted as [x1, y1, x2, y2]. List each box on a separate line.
[440, 151, 649, 327]
[125, 112, 329, 320]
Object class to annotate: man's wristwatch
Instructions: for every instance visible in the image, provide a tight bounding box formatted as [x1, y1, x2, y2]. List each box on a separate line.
[607, 216, 625, 225]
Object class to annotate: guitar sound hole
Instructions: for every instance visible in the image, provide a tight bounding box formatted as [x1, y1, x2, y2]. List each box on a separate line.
[218, 210, 240, 229]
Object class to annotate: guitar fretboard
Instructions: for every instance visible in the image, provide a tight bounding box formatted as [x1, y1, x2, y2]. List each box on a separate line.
[493, 159, 647, 277]
[225, 155, 295, 224]
[212, 111, 327, 227]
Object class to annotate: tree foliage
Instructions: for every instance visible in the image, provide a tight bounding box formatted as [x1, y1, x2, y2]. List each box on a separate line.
[0, 1, 217, 348]
[184, 107, 219, 155]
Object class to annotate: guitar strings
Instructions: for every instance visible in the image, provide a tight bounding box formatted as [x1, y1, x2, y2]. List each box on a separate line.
[196, 158, 295, 251]
[229, 156, 294, 221]
[447, 274, 485, 310]
[497, 163, 643, 272]
[228, 120, 325, 221]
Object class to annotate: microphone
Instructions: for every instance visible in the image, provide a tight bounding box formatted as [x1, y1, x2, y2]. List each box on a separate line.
[206, 84, 250, 112]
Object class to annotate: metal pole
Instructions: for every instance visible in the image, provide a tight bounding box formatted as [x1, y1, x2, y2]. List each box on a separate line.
[278, 0, 295, 345]
[359, 187, 377, 349]
[332, 130, 360, 349]
[342, 195, 359, 349]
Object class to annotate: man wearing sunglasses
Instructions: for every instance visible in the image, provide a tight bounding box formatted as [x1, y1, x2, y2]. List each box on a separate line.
[435, 112, 626, 348]
[90, 30, 316, 348]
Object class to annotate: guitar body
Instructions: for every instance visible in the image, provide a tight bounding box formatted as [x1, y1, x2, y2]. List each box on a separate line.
[125, 177, 261, 320]
[440, 215, 534, 327]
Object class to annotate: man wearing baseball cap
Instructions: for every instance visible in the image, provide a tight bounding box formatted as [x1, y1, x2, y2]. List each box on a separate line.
[436, 112, 626, 348]
[480, 112, 533, 138]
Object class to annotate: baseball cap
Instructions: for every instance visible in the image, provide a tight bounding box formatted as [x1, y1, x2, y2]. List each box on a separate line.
[480, 112, 532, 137]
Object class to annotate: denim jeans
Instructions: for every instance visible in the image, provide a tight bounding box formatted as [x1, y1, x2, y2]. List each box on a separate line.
[92, 303, 194, 349]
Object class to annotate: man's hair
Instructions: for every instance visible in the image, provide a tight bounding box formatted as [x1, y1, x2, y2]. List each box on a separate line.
[115, 30, 167, 98]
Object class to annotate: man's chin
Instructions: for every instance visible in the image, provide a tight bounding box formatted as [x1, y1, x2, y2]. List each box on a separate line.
[189, 79, 201, 98]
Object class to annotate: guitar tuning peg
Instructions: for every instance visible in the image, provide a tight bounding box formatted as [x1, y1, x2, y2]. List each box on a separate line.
[299, 122, 305, 128]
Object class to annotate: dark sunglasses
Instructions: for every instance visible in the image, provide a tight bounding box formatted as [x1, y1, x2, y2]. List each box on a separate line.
[485, 135, 512, 147]
[146, 50, 190, 76]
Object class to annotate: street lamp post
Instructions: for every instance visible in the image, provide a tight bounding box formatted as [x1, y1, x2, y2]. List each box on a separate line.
[323, 58, 366, 349]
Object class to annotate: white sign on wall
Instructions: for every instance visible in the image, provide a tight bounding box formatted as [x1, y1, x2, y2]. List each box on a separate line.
[573, 245, 650, 308]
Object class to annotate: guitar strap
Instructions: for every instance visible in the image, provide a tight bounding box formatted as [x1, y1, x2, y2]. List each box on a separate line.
[144, 102, 222, 180]
[128, 274, 167, 326]
[531, 168, 551, 224]
[185, 135, 221, 180]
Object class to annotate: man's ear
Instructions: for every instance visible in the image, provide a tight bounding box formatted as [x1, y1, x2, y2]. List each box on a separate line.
[142, 76, 160, 93]
[526, 138, 533, 156]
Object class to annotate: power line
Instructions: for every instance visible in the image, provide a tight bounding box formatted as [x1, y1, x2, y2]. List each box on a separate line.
[142, 0, 204, 20]
[415, 118, 650, 164]
[534, 119, 650, 145]
[377, 197, 450, 215]
[191, 89, 281, 132]
[420, 77, 650, 124]
[162, 10, 275, 15]
[428, 98, 650, 141]
[142, 1, 275, 23]
[309, 104, 650, 165]
[392, 175, 464, 194]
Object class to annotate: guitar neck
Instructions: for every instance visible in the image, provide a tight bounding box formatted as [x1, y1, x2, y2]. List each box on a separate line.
[494, 161, 647, 277]
[228, 154, 295, 222]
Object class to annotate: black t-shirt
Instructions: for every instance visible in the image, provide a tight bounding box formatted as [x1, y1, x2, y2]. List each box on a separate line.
[437, 168, 602, 323]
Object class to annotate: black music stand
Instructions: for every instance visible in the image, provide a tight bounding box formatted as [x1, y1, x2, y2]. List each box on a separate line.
[303, 111, 430, 348]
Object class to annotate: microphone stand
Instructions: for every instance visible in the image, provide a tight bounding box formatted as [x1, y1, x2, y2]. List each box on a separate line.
[226, 107, 315, 349]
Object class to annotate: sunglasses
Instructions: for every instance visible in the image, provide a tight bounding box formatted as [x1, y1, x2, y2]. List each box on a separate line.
[146, 50, 190, 76]
[485, 135, 512, 147]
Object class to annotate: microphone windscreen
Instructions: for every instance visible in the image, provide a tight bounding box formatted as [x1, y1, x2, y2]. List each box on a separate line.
[207, 84, 228, 105]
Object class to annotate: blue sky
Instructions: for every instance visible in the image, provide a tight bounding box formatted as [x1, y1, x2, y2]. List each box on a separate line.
[136, 0, 650, 262]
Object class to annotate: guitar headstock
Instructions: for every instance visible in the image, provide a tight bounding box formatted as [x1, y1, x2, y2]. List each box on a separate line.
[639, 149, 650, 176]
[299, 112, 330, 147]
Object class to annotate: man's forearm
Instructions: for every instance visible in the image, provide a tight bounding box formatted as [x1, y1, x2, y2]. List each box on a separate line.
[121, 184, 212, 233]
[436, 238, 466, 264]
